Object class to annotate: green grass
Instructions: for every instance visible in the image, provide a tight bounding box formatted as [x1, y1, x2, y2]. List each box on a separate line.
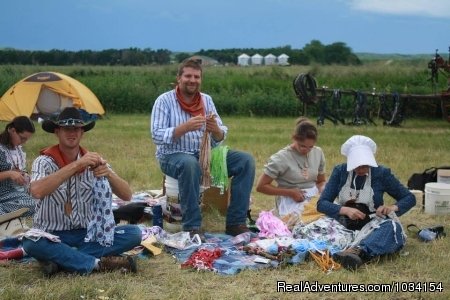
[1, 115, 450, 300]
[1, 62, 448, 118]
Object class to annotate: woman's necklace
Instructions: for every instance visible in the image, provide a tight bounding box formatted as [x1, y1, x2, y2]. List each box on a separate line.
[290, 146, 309, 179]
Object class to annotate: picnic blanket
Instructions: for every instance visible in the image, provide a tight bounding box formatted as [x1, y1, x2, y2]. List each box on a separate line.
[154, 222, 352, 275]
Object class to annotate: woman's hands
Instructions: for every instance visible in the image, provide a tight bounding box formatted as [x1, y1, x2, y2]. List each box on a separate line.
[287, 188, 307, 202]
[340, 206, 367, 220]
[340, 204, 399, 220]
[9, 170, 29, 186]
[375, 205, 398, 217]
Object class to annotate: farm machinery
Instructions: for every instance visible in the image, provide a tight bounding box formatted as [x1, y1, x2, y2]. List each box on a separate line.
[293, 48, 450, 126]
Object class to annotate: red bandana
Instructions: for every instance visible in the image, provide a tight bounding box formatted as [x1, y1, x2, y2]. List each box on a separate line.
[40, 144, 88, 170]
[176, 86, 205, 116]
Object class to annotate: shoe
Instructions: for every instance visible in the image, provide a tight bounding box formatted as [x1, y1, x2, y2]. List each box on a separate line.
[225, 224, 251, 236]
[332, 247, 364, 270]
[99, 256, 137, 273]
[40, 261, 59, 277]
[186, 229, 206, 243]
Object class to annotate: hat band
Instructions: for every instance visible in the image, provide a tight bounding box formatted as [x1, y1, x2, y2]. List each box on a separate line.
[57, 118, 84, 127]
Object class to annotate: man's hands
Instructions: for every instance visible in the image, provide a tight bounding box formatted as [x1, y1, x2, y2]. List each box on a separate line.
[185, 115, 206, 132]
[77, 152, 105, 170]
[176, 114, 224, 142]
[76, 152, 116, 178]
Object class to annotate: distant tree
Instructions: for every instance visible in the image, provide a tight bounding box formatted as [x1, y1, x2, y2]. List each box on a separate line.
[289, 50, 310, 65]
[303, 40, 326, 64]
[175, 52, 191, 62]
[153, 49, 171, 64]
[324, 42, 361, 65]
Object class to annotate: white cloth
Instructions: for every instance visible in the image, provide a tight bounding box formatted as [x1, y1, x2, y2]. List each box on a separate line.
[19, 228, 61, 243]
[277, 186, 318, 217]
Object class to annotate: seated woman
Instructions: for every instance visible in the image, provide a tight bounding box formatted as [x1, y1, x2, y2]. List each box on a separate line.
[256, 117, 326, 225]
[0, 116, 36, 217]
[317, 135, 415, 270]
[0, 116, 35, 261]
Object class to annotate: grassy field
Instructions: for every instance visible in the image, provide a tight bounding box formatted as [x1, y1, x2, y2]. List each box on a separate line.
[1, 114, 450, 300]
[1, 61, 447, 118]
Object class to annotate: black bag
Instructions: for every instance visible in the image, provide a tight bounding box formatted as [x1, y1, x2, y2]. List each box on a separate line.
[338, 201, 372, 231]
[407, 166, 450, 191]
[113, 202, 148, 224]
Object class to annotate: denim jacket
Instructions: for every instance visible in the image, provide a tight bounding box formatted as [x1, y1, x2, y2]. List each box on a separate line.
[317, 163, 415, 220]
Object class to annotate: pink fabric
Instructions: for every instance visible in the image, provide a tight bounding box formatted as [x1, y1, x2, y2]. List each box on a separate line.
[256, 210, 291, 238]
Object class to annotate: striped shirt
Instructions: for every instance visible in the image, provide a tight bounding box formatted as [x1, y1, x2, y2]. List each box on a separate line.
[151, 89, 228, 159]
[31, 155, 95, 231]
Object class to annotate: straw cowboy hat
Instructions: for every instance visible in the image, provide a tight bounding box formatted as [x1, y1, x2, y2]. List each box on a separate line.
[0, 208, 29, 238]
[0, 208, 29, 225]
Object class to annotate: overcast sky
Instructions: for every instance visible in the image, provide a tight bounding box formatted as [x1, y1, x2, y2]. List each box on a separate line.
[1, 0, 449, 55]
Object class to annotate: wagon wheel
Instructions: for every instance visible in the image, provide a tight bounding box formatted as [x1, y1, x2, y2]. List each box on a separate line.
[293, 73, 318, 105]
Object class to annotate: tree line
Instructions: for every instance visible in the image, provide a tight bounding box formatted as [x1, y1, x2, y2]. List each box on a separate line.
[0, 40, 361, 66]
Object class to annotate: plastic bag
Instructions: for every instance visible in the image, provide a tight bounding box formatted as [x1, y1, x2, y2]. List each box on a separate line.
[157, 231, 202, 250]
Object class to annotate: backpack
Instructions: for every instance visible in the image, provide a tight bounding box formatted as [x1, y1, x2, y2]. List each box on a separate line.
[407, 166, 450, 191]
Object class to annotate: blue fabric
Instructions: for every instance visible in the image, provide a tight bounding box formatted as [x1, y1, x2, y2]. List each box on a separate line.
[159, 149, 255, 230]
[166, 233, 278, 275]
[85, 177, 116, 247]
[360, 221, 406, 256]
[22, 224, 141, 274]
[317, 164, 415, 219]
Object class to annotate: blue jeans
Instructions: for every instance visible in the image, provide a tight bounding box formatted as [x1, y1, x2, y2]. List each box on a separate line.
[159, 150, 255, 231]
[22, 225, 142, 274]
[359, 221, 406, 256]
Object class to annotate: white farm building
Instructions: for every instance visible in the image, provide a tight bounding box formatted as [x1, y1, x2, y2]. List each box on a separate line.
[237, 53, 250, 66]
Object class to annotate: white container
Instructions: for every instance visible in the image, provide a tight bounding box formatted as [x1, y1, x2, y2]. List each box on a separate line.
[164, 176, 179, 198]
[424, 182, 450, 215]
[437, 169, 450, 184]
[164, 175, 205, 199]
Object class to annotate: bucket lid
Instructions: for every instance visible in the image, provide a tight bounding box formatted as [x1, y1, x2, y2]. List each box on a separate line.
[437, 169, 450, 176]
[425, 182, 450, 194]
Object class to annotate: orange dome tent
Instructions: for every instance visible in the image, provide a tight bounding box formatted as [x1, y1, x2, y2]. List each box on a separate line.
[0, 72, 105, 121]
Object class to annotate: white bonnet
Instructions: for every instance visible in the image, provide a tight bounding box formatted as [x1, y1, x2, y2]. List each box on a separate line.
[341, 135, 378, 171]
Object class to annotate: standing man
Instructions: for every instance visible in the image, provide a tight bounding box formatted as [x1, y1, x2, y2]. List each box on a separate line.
[151, 58, 255, 236]
[22, 107, 142, 276]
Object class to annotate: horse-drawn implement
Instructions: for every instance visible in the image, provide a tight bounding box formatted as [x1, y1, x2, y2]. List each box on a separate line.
[293, 48, 450, 126]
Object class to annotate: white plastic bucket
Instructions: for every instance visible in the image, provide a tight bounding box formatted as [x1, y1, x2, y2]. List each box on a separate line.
[164, 176, 179, 198]
[164, 175, 205, 199]
[424, 182, 450, 215]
